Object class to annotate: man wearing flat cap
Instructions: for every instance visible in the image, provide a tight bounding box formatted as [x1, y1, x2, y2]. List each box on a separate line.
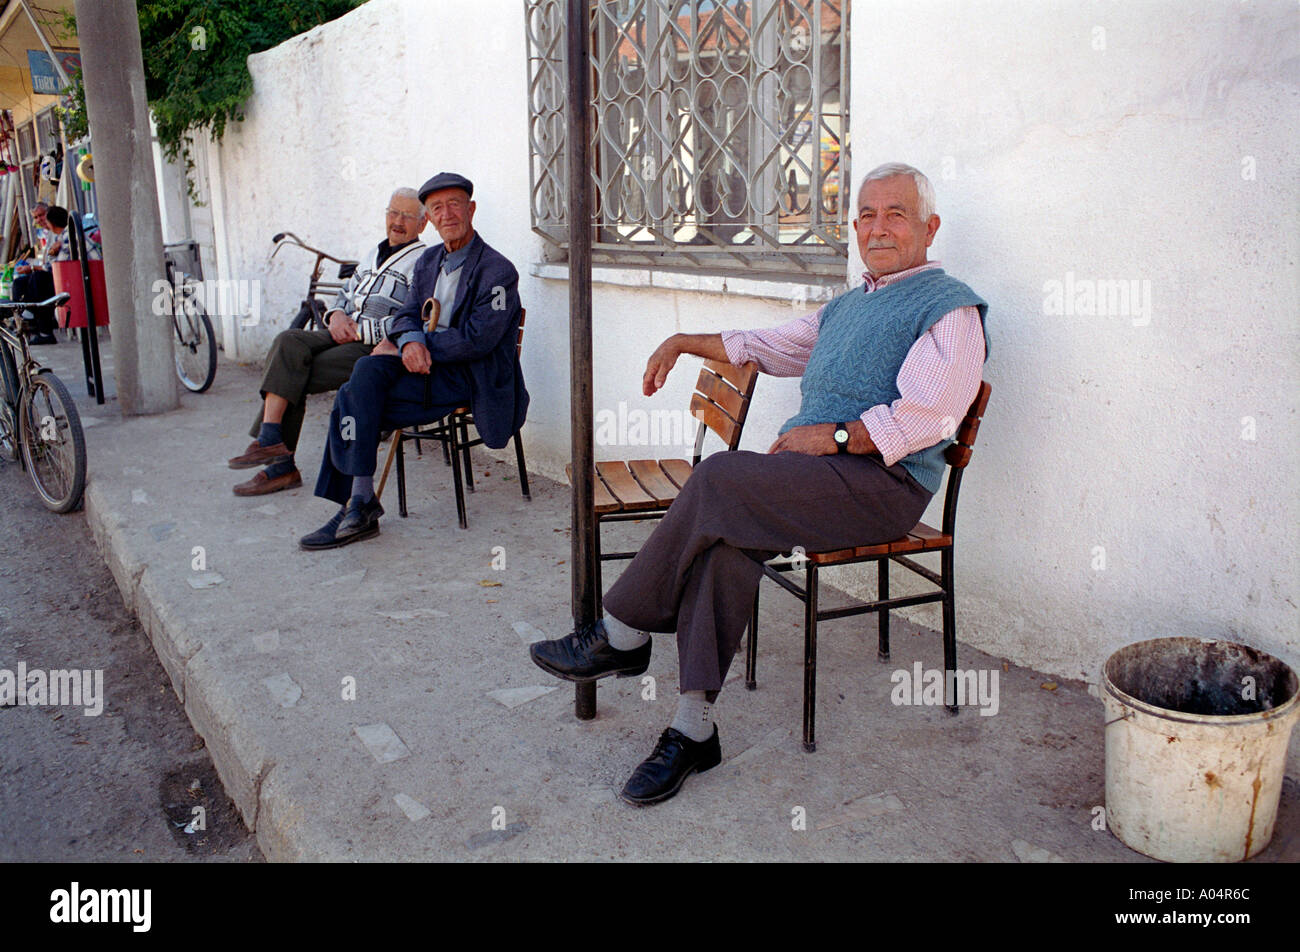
[301, 172, 529, 548]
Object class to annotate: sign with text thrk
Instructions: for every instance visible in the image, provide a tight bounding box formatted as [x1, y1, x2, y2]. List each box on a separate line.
[27, 49, 82, 95]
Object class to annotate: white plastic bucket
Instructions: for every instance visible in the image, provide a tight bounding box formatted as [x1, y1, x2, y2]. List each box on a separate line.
[1102, 636, 1299, 863]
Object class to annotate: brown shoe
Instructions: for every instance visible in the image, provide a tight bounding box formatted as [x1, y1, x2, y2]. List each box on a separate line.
[228, 441, 292, 469]
[233, 467, 302, 496]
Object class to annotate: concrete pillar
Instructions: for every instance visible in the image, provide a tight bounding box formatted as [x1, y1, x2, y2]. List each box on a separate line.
[74, 0, 179, 414]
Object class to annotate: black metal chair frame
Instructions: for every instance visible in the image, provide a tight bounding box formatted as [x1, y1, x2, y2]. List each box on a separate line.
[390, 309, 530, 529]
[744, 381, 993, 753]
[393, 411, 530, 529]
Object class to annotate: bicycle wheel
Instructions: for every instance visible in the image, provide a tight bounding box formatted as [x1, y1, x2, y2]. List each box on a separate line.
[0, 357, 18, 462]
[174, 289, 217, 393]
[18, 371, 87, 513]
[289, 298, 328, 332]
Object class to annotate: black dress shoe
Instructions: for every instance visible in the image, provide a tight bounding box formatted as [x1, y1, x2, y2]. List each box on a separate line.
[28, 332, 57, 345]
[529, 620, 651, 682]
[299, 506, 348, 550]
[620, 726, 722, 806]
[335, 494, 384, 543]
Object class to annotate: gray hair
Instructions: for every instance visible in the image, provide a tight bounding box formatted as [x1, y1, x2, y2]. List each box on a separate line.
[390, 187, 422, 211]
[857, 163, 936, 220]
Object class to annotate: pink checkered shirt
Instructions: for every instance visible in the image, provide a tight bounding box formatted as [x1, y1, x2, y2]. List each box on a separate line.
[721, 261, 986, 468]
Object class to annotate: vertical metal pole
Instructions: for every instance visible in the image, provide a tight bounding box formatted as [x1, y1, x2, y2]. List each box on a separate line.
[75, 0, 179, 415]
[69, 216, 104, 404]
[567, 0, 598, 720]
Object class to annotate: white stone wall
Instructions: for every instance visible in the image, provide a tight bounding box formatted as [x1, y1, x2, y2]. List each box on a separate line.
[195, 0, 810, 477]
[189, 0, 1299, 772]
[848, 0, 1299, 773]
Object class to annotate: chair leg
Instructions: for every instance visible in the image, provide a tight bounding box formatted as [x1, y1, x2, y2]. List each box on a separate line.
[745, 583, 759, 690]
[441, 419, 452, 465]
[448, 416, 468, 530]
[876, 556, 890, 662]
[593, 519, 603, 617]
[514, 430, 530, 500]
[459, 416, 475, 493]
[803, 563, 819, 753]
[942, 547, 957, 715]
[396, 437, 408, 519]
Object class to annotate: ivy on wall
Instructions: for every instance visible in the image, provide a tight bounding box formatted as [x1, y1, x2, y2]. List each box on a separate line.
[58, 1, 366, 185]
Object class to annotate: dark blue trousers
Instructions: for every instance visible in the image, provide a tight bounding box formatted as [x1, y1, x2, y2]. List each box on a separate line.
[313, 354, 471, 505]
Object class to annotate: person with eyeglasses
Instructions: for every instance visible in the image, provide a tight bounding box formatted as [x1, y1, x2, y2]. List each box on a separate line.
[227, 187, 428, 495]
[300, 171, 528, 549]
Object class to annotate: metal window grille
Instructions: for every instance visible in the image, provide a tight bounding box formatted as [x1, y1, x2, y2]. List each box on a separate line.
[527, 0, 849, 278]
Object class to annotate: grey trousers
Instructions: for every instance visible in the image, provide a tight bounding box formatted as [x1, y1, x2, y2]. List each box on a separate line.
[602, 449, 931, 698]
[249, 328, 371, 453]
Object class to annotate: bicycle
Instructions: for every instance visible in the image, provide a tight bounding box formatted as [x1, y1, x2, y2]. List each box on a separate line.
[162, 241, 217, 393]
[267, 231, 357, 332]
[0, 293, 87, 512]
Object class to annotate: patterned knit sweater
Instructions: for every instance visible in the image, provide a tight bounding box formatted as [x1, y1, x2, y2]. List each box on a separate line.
[779, 268, 989, 492]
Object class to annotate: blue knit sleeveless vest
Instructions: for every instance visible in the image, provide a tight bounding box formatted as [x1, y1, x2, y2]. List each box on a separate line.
[779, 268, 989, 493]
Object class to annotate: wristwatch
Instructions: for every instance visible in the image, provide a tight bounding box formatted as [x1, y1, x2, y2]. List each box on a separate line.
[833, 423, 850, 454]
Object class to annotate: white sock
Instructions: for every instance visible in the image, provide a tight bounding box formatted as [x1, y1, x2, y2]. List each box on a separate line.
[604, 612, 649, 651]
[670, 690, 714, 742]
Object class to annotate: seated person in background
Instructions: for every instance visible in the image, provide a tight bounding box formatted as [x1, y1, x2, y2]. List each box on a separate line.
[48, 205, 102, 262]
[12, 203, 75, 344]
[226, 187, 427, 496]
[30, 201, 60, 258]
[299, 171, 528, 549]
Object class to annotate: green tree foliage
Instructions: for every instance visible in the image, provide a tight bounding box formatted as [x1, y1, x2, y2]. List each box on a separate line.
[61, 1, 365, 164]
[140, 0, 366, 158]
[55, 67, 88, 142]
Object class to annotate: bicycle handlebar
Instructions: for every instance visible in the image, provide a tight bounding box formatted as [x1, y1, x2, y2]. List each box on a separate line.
[268, 231, 352, 266]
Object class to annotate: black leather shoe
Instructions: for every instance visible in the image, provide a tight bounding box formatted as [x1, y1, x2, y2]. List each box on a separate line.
[620, 726, 722, 806]
[529, 620, 651, 682]
[299, 506, 348, 550]
[335, 495, 384, 543]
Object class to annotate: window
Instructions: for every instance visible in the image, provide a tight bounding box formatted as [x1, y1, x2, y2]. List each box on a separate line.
[527, 0, 849, 279]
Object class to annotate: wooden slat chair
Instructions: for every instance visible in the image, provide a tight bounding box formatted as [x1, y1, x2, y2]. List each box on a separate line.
[375, 310, 529, 530]
[568, 359, 758, 603]
[745, 381, 992, 752]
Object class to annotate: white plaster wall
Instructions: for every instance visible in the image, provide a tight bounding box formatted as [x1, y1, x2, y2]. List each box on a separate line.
[847, 0, 1299, 774]
[192, 0, 1299, 772]
[195, 0, 816, 480]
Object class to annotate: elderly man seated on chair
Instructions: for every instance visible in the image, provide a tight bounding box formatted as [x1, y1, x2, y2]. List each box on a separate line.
[530, 162, 990, 806]
[299, 171, 528, 549]
[227, 187, 428, 495]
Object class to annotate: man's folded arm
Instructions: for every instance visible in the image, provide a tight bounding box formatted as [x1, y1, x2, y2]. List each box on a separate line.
[860, 305, 986, 466]
[721, 305, 823, 377]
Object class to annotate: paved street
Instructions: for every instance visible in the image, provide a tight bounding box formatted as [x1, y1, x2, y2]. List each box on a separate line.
[0, 341, 260, 860]
[0, 336, 1292, 862]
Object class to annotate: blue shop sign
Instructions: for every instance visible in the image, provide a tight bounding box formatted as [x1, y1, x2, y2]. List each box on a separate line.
[27, 49, 81, 95]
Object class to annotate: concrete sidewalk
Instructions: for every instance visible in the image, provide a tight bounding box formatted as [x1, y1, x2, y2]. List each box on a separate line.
[39, 338, 1298, 862]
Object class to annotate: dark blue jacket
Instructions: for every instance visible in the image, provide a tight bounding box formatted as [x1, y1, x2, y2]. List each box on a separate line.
[389, 233, 528, 448]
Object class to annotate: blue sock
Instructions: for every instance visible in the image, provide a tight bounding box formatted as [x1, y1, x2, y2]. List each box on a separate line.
[351, 476, 374, 502]
[264, 459, 296, 479]
[258, 422, 284, 447]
